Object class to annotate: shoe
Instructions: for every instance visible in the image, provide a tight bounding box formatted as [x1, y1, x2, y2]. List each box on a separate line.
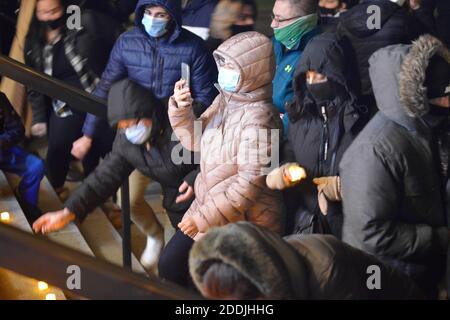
[140, 233, 165, 275]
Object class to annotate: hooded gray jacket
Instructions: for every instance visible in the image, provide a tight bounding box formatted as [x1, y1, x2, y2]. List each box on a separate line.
[340, 35, 449, 284]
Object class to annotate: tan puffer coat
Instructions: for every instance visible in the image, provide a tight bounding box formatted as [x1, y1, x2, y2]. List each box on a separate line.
[169, 32, 283, 240]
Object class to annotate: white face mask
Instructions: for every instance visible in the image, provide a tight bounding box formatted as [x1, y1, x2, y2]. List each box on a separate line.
[218, 67, 241, 92]
[125, 122, 152, 145]
[389, 0, 407, 6]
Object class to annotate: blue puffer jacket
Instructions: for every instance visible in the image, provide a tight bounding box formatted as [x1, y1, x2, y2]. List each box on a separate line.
[83, 0, 218, 137]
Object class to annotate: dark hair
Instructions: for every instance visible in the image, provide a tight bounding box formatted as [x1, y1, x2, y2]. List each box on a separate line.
[241, 0, 258, 20]
[201, 262, 264, 300]
[27, 0, 67, 45]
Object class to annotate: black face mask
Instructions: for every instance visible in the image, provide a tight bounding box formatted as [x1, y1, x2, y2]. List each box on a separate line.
[307, 80, 336, 105]
[42, 15, 65, 30]
[231, 24, 254, 36]
[319, 7, 338, 17]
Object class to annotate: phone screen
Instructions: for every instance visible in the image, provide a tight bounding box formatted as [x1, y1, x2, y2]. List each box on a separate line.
[181, 63, 190, 89]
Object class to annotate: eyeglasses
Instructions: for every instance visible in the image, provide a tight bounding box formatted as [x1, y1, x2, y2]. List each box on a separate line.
[270, 13, 303, 25]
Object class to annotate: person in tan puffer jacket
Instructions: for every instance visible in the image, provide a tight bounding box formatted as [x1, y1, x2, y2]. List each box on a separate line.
[158, 31, 284, 288]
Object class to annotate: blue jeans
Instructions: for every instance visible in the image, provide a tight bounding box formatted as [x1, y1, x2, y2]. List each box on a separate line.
[0, 146, 44, 206]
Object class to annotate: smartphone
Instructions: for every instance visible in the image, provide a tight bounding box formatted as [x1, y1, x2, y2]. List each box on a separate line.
[181, 62, 190, 89]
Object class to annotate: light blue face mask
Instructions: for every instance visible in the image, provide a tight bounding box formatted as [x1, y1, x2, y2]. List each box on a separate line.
[141, 14, 168, 38]
[125, 122, 153, 145]
[218, 67, 241, 92]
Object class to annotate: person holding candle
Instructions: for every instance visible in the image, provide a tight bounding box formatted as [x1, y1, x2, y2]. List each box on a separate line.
[266, 33, 369, 239]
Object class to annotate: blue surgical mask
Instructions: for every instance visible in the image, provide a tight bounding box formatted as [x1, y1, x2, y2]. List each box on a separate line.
[125, 122, 153, 145]
[218, 68, 240, 92]
[141, 14, 168, 38]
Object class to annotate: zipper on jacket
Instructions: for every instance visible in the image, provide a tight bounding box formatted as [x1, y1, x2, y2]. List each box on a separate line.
[152, 38, 159, 94]
[321, 106, 329, 162]
[159, 56, 164, 94]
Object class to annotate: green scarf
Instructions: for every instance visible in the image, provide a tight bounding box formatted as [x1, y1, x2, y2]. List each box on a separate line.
[274, 14, 318, 50]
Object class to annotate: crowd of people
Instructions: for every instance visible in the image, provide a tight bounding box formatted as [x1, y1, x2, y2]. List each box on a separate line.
[0, 0, 449, 300]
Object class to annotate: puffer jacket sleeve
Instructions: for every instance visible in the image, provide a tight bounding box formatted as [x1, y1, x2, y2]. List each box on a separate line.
[341, 143, 449, 261]
[191, 112, 276, 233]
[190, 43, 218, 117]
[168, 96, 219, 152]
[82, 34, 127, 137]
[65, 139, 134, 222]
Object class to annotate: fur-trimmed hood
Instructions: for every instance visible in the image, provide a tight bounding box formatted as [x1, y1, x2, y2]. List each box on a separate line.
[189, 222, 309, 299]
[399, 35, 450, 117]
[369, 35, 450, 130]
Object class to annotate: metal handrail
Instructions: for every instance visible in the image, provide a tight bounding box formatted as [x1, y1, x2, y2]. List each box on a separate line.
[0, 54, 131, 268]
[0, 223, 201, 300]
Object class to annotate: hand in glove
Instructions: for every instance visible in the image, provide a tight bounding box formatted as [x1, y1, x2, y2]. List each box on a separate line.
[313, 176, 341, 215]
[266, 163, 307, 190]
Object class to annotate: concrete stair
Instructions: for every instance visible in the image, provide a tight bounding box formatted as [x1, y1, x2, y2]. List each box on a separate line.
[0, 172, 65, 300]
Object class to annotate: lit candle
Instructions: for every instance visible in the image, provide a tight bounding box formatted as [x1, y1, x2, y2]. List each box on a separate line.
[0, 212, 10, 223]
[38, 281, 49, 291]
[287, 165, 306, 182]
[45, 293, 56, 300]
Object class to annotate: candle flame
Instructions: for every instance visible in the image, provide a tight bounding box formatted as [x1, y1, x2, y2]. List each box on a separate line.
[288, 165, 306, 182]
[45, 293, 56, 300]
[38, 281, 49, 291]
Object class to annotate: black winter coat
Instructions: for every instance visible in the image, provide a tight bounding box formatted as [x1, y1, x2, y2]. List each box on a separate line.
[284, 33, 368, 238]
[64, 79, 198, 226]
[337, 0, 433, 98]
[24, 10, 122, 126]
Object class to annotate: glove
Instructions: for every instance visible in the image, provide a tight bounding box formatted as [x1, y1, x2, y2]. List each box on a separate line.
[313, 176, 341, 215]
[31, 123, 47, 137]
[266, 163, 306, 190]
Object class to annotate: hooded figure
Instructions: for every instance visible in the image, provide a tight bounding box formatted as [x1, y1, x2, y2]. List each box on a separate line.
[189, 222, 423, 299]
[34, 79, 199, 273]
[65, 79, 198, 225]
[81, 0, 218, 138]
[169, 32, 283, 240]
[337, 0, 434, 113]
[162, 32, 283, 287]
[340, 35, 450, 298]
[271, 33, 368, 238]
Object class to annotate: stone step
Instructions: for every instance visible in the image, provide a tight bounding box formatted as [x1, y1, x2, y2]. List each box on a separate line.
[0, 172, 65, 300]
[35, 177, 95, 256]
[64, 182, 146, 275]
